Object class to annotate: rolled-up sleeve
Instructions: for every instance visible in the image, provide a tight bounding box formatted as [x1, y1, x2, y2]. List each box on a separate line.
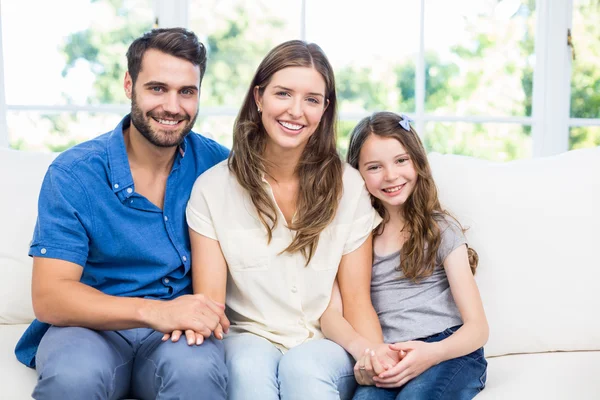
[29, 165, 92, 267]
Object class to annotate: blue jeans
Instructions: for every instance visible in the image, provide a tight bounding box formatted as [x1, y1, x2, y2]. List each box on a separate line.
[353, 326, 487, 400]
[33, 326, 227, 400]
[224, 333, 357, 400]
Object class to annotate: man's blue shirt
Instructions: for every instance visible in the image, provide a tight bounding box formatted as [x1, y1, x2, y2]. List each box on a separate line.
[15, 115, 229, 367]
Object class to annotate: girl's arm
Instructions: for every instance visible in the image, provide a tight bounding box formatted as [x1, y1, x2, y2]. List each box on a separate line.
[374, 244, 488, 387]
[428, 243, 489, 360]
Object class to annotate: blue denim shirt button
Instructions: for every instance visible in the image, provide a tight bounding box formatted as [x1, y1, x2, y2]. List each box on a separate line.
[126, 188, 133, 194]
[163, 278, 170, 284]
[164, 216, 168, 222]
[182, 256, 187, 262]
[41, 248, 47, 255]
[113, 184, 119, 189]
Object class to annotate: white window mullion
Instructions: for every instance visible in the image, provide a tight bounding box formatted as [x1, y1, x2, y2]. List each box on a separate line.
[0, 0, 9, 148]
[154, 0, 189, 28]
[414, 0, 426, 135]
[531, 0, 572, 157]
[300, 0, 307, 41]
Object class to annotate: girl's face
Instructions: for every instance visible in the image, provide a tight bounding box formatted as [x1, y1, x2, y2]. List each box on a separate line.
[254, 66, 328, 156]
[358, 134, 418, 211]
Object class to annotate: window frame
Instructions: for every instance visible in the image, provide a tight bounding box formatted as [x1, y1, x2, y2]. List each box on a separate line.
[0, 0, 598, 155]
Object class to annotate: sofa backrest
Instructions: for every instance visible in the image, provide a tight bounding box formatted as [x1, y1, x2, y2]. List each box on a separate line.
[429, 147, 600, 357]
[0, 148, 56, 324]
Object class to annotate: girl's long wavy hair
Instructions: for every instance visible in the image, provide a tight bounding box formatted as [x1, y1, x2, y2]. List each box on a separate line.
[347, 112, 478, 281]
[228, 40, 342, 264]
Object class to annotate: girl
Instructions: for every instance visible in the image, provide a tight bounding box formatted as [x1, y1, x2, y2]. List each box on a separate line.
[171, 41, 384, 399]
[323, 111, 488, 400]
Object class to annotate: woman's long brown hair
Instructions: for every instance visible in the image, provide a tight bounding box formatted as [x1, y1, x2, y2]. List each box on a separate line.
[228, 40, 342, 264]
[347, 112, 478, 280]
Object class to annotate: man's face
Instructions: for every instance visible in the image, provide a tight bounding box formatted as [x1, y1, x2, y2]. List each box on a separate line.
[125, 49, 201, 147]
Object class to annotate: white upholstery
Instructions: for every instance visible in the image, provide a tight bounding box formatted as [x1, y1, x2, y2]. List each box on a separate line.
[478, 351, 600, 399]
[1, 145, 598, 398]
[0, 149, 56, 324]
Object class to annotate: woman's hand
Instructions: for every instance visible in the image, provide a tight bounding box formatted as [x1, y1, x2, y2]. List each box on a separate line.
[354, 343, 404, 385]
[373, 341, 442, 388]
[354, 348, 386, 386]
[161, 322, 226, 345]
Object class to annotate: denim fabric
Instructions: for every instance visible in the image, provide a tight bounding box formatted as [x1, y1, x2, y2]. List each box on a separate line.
[33, 326, 227, 400]
[353, 325, 487, 400]
[15, 114, 229, 367]
[224, 333, 357, 400]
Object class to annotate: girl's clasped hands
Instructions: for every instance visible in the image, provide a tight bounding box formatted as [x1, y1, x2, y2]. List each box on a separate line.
[355, 340, 442, 388]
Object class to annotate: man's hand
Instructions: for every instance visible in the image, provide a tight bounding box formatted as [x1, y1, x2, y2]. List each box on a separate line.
[373, 341, 441, 388]
[141, 294, 229, 345]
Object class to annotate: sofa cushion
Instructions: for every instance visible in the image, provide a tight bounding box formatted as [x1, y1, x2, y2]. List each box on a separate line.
[0, 324, 38, 397]
[478, 351, 600, 399]
[429, 147, 600, 357]
[0, 148, 56, 324]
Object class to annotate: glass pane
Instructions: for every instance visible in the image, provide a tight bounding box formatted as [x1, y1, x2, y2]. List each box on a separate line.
[570, 0, 600, 119]
[8, 112, 124, 152]
[189, 0, 301, 109]
[425, 0, 536, 117]
[337, 120, 361, 159]
[424, 122, 531, 161]
[306, 0, 418, 114]
[570, 126, 600, 150]
[1, 0, 153, 106]
[193, 115, 236, 149]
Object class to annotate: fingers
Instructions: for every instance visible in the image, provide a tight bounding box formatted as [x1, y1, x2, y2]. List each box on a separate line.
[375, 371, 413, 388]
[370, 350, 385, 375]
[214, 323, 224, 340]
[376, 358, 407, 380]
[162, 333, 170, 341]
[389, 341, 415, 352]
[170, 330, 183, 342]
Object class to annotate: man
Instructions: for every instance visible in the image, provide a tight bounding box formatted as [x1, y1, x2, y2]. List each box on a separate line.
[15, 28, 230, 399]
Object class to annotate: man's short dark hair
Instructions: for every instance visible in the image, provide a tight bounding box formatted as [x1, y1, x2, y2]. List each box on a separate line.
[126, 28, 207, 84]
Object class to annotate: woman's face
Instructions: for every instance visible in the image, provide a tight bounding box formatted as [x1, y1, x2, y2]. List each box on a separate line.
[255, 66, 328, 157]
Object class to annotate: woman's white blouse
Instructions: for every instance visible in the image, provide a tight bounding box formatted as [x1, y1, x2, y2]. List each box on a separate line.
[186, 160, 381, 351]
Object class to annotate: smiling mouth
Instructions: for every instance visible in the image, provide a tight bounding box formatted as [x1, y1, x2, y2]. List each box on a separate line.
[278, 120, 304, 131]
[153, 117, 182, 126]
[382, 183, 406, 193]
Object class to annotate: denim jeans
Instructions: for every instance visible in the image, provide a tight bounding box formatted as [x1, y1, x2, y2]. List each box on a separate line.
[223, 333, 357, 400]
[33, 326, 227, 400]
[353, 325, 487, 400]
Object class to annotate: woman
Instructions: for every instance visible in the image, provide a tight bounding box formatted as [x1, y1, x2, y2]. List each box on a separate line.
[174, 40, 383, 399]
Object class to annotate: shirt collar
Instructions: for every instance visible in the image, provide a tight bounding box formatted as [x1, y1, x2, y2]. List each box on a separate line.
[106, 114, 189, 196]
[107, 115, 135, 196]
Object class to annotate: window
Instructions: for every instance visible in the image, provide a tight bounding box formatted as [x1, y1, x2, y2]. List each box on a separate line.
[0, 0, 597, 158]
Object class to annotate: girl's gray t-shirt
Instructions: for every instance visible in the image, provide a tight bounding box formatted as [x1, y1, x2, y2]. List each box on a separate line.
[371, 217, 466, 343]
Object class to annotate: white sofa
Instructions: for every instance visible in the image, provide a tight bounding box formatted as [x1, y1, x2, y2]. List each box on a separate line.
[1, 146, 599, 399]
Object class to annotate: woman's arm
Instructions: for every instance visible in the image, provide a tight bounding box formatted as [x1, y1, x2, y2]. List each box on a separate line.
[336, 234, 383, 344]
[190, 228, 228, 304]
[320, 279, 372, 360]
[165, 228, 230, 344]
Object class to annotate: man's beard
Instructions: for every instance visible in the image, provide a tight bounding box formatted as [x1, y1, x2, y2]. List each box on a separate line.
[130, 92, 198, 148]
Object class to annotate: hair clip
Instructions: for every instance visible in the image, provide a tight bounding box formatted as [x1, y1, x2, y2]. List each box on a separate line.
[399, 114, 414, 131]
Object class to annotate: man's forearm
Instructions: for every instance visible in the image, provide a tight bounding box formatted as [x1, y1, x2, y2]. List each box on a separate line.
[34, 280, 155, 331]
